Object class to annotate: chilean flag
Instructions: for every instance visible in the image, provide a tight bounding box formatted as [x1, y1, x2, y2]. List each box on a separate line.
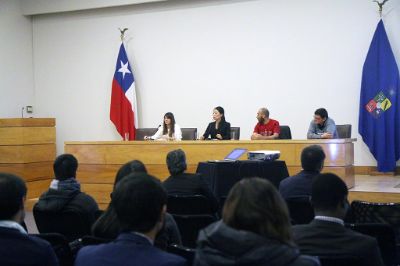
[110, 43, 137, 140]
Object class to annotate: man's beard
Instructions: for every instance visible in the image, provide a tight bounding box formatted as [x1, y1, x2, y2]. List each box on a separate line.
[258, 117, 265, 124]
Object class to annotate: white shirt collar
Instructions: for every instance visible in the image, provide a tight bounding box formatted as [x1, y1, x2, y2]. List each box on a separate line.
[314, 215, 344, 226]
[0, 220, 27, 234]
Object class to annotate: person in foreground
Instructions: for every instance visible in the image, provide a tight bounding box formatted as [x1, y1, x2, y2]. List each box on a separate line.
[292, 173, 384, 266]
[0, 172, 58, 266]
[76, 173, 186, 266]
[279, 145, 325, 199]
[307, 108, 338, 139]
[163, 149, 219, 213]
[91, 160, 182, 249]
[200, 106, 231, 140]
[251, 107, 280, 140]
[145, 112, 182, 141]
[34, 154, 99, 228]
[194, 177, 320, 266]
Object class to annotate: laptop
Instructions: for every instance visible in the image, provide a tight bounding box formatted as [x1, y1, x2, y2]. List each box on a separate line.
[209, 148, 247, 162]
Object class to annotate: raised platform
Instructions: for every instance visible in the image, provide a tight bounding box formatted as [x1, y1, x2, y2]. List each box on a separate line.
[349, 175, 400, 203]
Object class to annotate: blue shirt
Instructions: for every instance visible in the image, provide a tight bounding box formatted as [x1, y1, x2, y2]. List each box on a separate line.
[307, 117, 338, 139]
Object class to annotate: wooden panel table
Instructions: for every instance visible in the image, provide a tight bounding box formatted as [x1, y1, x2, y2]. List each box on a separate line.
[65, 139, 355, 209]
[0, 118, 56, 204]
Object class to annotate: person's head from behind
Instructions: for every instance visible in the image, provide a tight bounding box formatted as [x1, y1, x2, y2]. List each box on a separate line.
[311, 173, 349, 219]
[53, 154, 78, 181]
[213, 106, 225, 122]
[0, 173, 27, 223]
[256, 107, 269, 124]
[301, 145, 326, 172]
[223, 177, 293, 245]
[114, 160, 147, 189]
[313, 108, 328, 126]
[166, 149, 187, 176]
[112, 173, 167, 237]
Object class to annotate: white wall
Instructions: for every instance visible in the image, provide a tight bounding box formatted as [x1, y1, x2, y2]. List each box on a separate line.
[31, 0, 400, 166]
[0, 0, 34, 118]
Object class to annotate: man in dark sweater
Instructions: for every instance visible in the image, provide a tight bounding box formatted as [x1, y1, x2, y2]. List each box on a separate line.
[34, 154, 99, 227]
[292, 173, 384, 266]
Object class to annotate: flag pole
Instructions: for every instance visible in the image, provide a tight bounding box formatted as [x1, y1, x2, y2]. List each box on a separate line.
[373, 0, 389, 18]
[119, 28, 128, 42]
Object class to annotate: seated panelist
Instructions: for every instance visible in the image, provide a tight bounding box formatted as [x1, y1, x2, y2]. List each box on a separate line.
[307, 108, 338, 139]
[145, 112, 182, 141]
[200, 106, 231, 140]
[251, 107, 280, 140]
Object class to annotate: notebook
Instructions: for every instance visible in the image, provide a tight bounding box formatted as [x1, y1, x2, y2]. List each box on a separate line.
[209, 148, 247, 162]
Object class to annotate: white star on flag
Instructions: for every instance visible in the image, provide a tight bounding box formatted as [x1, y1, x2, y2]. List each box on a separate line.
[118, 60, 131, 79]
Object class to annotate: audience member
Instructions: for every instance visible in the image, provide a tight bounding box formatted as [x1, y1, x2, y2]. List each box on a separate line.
[0, 172, 58, 265]
[76, 173, 186, 266]
[200, 106, 231, 140]
[34, 154, 99, 225]
[307, 108, 338, 139]
[292, 173, 384, 266]
[194, 177, 319, 266]
[279, 145, 325, 199]
[251, 107, 280, 140]
[91, 160, 182, 249]
[163, 149, 218, 213]
[145, 112, 182, 141]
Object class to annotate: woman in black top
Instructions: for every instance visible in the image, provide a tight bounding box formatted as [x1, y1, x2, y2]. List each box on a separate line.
[200, 106, 231, 140]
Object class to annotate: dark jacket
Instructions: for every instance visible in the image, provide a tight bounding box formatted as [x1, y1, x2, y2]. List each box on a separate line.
[292, 219, 384, 266]
[35, 188, 99, 225]
[91, 206, 182, 249]
[279, 170, 320, 199]
[75, 232, 186, 266]
[203, 121, 231, 140]
[194, 221, 320, 266]
[0, 227, 58, 266]
[163, 173, 219, 213]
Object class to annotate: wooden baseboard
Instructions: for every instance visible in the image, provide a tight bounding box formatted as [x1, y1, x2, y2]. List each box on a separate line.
[354, 166, 399, 175]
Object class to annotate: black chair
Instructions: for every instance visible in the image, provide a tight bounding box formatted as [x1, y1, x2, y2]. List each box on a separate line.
[351, 200, 400, 238]
[346, 223, 397, 266]
[279, 125, 292, 139]
[319, 256, 362, 266]
[285, 196, 314, 225]
[167, 244, 195, 266]
[181, 128, 197, 140]
[172, 214, 216, 248]
[167, 195, 215, 216]
[33, 208, 92, 241]
[230, 127, 240, 140]
[135, 128, 158, 140]
[336, 124, 352, 138]
[80, 235, 112, 246]
[31, 233, 74, 266]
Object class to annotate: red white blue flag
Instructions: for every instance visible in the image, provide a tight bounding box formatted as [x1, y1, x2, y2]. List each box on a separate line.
[110, 43, 137, 140]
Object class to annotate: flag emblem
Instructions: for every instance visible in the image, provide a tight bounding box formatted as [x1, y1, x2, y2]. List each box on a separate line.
[365, 91, 392, 118]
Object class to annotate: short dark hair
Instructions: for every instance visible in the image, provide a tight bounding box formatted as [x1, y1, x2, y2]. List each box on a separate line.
[223, 177, 293, 245]
[166, 149, 187, 176]
[260, 108, 269, 118]
[314, 108, 328, 119]
[114, 160, 147, 188]
[112, 173, 167, 233]
[311, 173, 348, 211]
[0, 173, 27, 220]
[301, 145, 326, 172]
[53, 154, 78, 180]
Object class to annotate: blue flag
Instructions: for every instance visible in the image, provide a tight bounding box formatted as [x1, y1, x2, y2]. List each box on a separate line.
[359, 20, 400, 172]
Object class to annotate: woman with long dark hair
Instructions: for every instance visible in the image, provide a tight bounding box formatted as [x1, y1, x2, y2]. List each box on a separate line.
[194, 177, 319, 266]
[146, 112, 182, 141]
[200, 106, 231, 140]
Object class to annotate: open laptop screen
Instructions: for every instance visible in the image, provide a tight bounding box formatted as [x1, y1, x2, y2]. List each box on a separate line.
[224, 148, 247, 160]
